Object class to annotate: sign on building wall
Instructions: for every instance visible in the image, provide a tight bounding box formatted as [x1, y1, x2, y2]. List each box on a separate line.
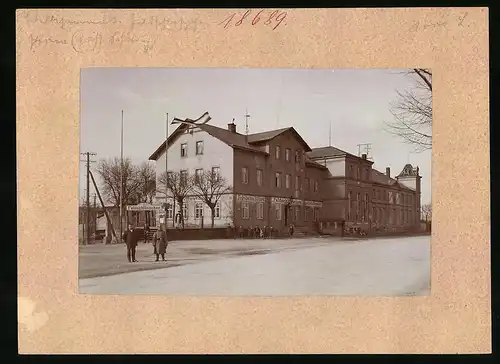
[270, 197, 302, 206]
[305, 200, 323, 208]
[236, 194, 266, 203]
[126, 203, 163, 211]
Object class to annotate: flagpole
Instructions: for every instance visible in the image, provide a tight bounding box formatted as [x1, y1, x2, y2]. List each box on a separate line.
[119, 110, 124, 244]
[165, 112, 169, 236]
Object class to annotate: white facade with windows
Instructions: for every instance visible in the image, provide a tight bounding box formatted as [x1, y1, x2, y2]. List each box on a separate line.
[154, 127, 234, 228]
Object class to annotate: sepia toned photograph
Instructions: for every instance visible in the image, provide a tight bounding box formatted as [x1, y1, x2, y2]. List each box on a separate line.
[78, 68, 432, 296]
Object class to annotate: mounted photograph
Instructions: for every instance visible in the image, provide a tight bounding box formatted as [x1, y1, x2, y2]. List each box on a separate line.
[78, 68, 432, 296]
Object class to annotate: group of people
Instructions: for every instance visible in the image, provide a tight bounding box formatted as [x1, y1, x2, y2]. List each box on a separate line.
[122, 223, 169, 263]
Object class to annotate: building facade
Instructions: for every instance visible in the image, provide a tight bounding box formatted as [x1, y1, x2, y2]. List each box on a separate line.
[149, 121, 422, 234]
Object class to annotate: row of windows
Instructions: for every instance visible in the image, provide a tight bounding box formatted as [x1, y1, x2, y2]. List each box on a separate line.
[165, 201, 221, 219]
[179, 141, 204, 157]
[348, 165, 370, 181]
[372, 188, 414, 206]
[241, 167, 319, 192]
[240, 201, 319, 221]
[274, 146, 302, 163]
[167, 167, 221, 184]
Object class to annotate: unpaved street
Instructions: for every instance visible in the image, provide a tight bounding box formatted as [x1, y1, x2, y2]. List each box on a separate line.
[79, 235, 430, 296]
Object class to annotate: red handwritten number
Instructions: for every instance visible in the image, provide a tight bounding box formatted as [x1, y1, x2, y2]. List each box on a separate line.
[273, 11, 287, 30]
[235, 10, 251, 26]
[252, 10, 264, 25]
[219, 13, 235, 28]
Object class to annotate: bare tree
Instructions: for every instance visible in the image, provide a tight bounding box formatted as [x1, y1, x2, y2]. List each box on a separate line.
[157, 170, 194, 229]
[421, 203, 432, 222]
[135, 162, 156, 225]
[385, 69, 432, 152]
[95, 157, 142, 208]
[192, 169, 232, 228]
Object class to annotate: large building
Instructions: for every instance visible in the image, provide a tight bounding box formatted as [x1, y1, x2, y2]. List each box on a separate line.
[148, 120, 421, 234]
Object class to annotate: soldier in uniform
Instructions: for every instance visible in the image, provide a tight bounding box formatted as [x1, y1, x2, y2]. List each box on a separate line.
[153, 225, 167, 261]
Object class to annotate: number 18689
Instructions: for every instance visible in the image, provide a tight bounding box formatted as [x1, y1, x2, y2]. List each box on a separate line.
[219, 9, 287, 30]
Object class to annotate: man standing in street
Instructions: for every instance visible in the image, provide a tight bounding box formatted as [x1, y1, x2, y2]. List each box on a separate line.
[122, 223, 139, 263]
[152, 225, 167, 261]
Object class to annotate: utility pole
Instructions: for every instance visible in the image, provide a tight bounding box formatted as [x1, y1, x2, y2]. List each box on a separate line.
[329, 120, 332, 147]
[120, 110, 124, 245]
[244, 108, 250, 143]
[80, 152, 96, 245]
[165, 112, 169, 235]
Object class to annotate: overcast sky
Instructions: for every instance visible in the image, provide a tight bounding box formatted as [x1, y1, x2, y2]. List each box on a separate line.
[80, 68, 432, 205]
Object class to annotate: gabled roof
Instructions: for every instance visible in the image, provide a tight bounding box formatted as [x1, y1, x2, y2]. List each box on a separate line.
[306, 146, 373, 164]
[247, 126, 312, 152]
[304, 155, 328, 170]
[148, 122, 268, 161]
[149, 122, 314, 161]
[306, 146, 348, 159]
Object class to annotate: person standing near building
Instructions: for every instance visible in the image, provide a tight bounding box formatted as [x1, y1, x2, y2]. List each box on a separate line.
[152, 225, 167, 261]
[122, 223, 139, 263]
[144, 223, 150, 244]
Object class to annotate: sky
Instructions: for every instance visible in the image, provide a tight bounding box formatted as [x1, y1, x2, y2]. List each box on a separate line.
[80, 68, 432, 205]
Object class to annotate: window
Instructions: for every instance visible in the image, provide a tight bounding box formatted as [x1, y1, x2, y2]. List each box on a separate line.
[215, 203, 221, 218]
[242, 202, 249, 219]
[364, 193, 369, 222]
[304, 207, 309, 221]
[348, 165, 353, 178]
[295, 150, 301, 163]
[285, 148, 291, 161]
[275, 204, 282, 220]
[180, 143, 187, 157]
[275, 172, 282, 188]
[167, 171, 173, 184]
[242, 167, 248, 184]
[314, 181, 319, 192]
[212, 166, 220, 181]
[347, 191, 352, 220]
[295, 176, 300, 191]
[357, 167, 360, 180]
[304, 178, 309, 192]
[356, 193, 361, 222]
[256, 169, 263, 186]
[295, 206, 300, 221]
[365, 168, 369, 180]
[275, 146, 281, 159]
[285, 174, 291, 189]
[166, 203, 173, 219]
[373, 189, 376, 199]
[195, 168, 203, 183]
[182, 203, 188, 219]
[256, 202, 264, 220]
[195, 141, 204, 155]
[195, 202, 203, 219]
[314, 208, 319, 220]
[180, 170, 188, 184]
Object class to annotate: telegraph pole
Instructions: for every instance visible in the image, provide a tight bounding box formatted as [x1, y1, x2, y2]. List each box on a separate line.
[165, 112, 169, 235]
[244, 108, 250, 143]
[120, 110, 124, 245]
[356, 143, 372, 158]
[80, 152, 96, 245]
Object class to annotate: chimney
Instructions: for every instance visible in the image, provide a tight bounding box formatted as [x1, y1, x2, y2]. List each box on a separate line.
[386, 167, 391, 177]
[362, 153, 367, 160]
[228, 119, 236, 133]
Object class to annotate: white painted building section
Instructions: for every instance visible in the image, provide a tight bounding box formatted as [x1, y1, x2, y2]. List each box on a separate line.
[323, 157, 346, 177]
[396, 176, 417, 190]
[154, 127, 235, 228]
